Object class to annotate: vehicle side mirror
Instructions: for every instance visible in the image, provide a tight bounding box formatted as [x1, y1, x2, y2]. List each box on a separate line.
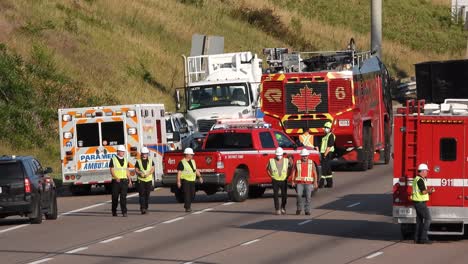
[44, 167, 53, 174]
[179, 127, 188, 134]
[173, 132, 181, 142]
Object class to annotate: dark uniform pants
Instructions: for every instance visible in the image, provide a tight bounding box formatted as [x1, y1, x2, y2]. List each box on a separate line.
[414, 201, 431, 242]
[138, 180, 152, 210]
[112, 179, 128, 214]
[182, 180, 195, 210]
[272, 179, 288, 210]
[319, 153, 333, 188]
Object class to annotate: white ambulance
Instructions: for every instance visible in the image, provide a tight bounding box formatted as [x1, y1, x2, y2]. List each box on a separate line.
[58, 104, 167, 195]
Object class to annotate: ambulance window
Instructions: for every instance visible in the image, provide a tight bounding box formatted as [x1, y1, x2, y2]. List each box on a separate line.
[76, 123, 100, 147]
[101, 122, 125, 146]
[259, 132, 275, 148]
[166, 119, 173, 133]
[440, 138, 457, 161]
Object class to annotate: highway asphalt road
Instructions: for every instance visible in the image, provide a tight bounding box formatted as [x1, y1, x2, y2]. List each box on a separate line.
[1, 162, 467, 264]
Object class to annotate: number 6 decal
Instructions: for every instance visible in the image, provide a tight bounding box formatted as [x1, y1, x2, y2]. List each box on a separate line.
[335, 87, 346, 100]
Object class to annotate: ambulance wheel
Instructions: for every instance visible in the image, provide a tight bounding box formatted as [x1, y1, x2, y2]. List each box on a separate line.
[174, 189, 184, 203]
[228, 171, 249, 202]
[248, 186, 266, 198]
[400, 224, 415, 240]
[367, 127, 374, 170]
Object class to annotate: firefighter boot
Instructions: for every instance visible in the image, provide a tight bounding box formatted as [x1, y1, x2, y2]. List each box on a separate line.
[326, 178, 333, 188]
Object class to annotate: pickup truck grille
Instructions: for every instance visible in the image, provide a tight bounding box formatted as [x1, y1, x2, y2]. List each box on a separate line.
[197, 119, 216, 132]
[283, 119, 331, 129]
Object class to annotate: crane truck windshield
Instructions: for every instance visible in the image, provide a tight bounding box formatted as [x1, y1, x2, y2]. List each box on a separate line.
[188, 83, 250, 110]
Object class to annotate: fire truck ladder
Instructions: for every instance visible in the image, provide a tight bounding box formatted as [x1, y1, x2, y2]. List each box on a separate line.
[401, 100, 425, 180]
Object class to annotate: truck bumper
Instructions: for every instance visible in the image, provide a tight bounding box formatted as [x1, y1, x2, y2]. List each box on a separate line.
[0, 200, 34, 215]
[162, 173, 226, 186]
[393, 205, 468, 224]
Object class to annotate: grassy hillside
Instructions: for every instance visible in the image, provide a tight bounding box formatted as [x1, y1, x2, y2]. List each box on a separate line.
[0, 0, 466, 173]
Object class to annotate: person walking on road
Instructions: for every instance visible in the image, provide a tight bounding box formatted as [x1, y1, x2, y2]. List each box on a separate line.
[109, 145, 132, 217]
[176, 148, 203, 212]
[292, 149, 318, 215]
[319, 122, 335, 188]
[412, 163, 435, 244]
[267, 147, 292, 215]
[135, 147, 155, 215]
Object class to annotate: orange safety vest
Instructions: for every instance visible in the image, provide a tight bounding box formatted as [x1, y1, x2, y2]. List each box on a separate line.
[299, 134, 314, 147]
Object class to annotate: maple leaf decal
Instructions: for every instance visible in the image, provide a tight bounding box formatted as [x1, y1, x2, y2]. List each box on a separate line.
[291, 85, 322, 112]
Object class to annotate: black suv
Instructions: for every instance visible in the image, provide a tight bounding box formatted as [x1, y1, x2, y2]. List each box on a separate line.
[0, 156, 58, 224]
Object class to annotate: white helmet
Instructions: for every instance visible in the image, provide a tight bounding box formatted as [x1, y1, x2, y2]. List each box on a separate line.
[141, 147, 149, 154]
[418, 163, 429, 171]
[117, 145, 126, 152]
[300, 148, 309, 156]
[184, 148, 195, 155]
[275, 147, 284, 156]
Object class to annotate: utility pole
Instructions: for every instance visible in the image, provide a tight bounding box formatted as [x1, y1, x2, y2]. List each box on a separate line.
[371, 0, 382, 58]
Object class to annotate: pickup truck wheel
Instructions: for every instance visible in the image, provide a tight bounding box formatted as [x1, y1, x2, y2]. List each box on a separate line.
[248, 186, 266, 198]
[45, 192, 58, 220]
[30, 198, 43, 224]
[228, 172, 248, 202]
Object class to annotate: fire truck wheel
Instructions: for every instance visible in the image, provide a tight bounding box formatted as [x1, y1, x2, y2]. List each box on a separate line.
[228, 171, 249, 202]
[248, 186, 266, 198]
[400, 224, 415, 240]
[367, 127, 374, 169]
[355, 127, 370, 171]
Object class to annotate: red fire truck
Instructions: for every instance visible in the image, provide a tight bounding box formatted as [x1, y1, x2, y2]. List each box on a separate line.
[260, 40, 393, 170]
[393, 99, 468, 237]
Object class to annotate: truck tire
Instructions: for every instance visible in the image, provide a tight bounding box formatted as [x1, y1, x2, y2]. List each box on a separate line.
[248, 186, 266, 198]
[204, 187, 218, 196]
[30, 198, 43, 224]
[400, 224, 415, 240]
[384, 121, 391, 164]
[367, 127, 374, 169]
[45, 193, 58, 220]
[228, 171, 249, 202]
[355, 127, 369, 171]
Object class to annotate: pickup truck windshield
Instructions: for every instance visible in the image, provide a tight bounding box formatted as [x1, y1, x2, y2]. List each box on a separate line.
[205, 133, 253, 149]
[188, 83, 249, 110]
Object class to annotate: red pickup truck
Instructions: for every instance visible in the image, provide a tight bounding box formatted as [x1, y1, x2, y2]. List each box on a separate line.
[162, 125, 321, 202]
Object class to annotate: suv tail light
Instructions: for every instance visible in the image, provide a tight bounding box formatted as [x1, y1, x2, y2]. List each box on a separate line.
[216, 155, 224, 169]
[24, 178, 31, 193]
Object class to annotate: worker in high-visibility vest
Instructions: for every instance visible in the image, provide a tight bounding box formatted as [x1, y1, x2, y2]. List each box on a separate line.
[135, 147, 155, 215]
[176, 148, 203, 212]
[292, 149, 318, 215]
[319, 122, 335, 188]
[267, 147, 292, 215]
[109, 145, 133, 217]
[299, 127, 316, 149]
[412, 163, 435, 244]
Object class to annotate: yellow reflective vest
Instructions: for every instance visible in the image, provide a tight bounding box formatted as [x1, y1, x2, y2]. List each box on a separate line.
[412, 176, 429, 202]
[320, 133, 335, 154]
[269, 158, 289, 181]
[180, 159, 197, 182]
[137, 159, 153, 182]
[112, 156, 128, 179]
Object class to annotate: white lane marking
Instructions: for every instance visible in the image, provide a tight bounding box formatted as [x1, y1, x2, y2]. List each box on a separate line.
[27, 258, 54, 264]
[192, 208, 214, 215]
[183, 262, 194, 264]
[0, 224, 29, 234]
[241, 239, 260, 246]
[347, 202, 361, 208]
[366, 252, 383, 259]
[65, 247, 88, 254]
[298, 220, 312, 226]
[223, 202, 234, 205]
[163, 217, 184, 224]
[99, 236, 123, 244]
[134, 226, 155, 233]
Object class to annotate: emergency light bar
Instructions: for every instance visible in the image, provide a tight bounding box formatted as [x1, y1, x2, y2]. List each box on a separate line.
[211, 118, 271, 130]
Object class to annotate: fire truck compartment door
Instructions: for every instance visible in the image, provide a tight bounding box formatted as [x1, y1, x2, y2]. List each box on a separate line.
[427, 125, 465, 207]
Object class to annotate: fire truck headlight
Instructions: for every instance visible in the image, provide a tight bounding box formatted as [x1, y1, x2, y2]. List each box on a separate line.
[126, 110, 136, 117]
[338, 119, 350, 127]
[63, 132, 73, 139]
[128, 127, 137, 135]
[62, 114, 72, 122]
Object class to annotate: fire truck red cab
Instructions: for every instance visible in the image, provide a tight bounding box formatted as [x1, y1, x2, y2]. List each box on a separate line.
[393, 99, 468, 237]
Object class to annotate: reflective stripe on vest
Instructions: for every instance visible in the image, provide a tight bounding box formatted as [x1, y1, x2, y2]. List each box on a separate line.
[269, 158, 289, 181]
[112, 156, 128, 179]
[300, 134, 314, 147]
[295, 160, 315, 182]
[412, 176, 429, 202]
[320, 133, 335, 153]
[180, 159, 197, 182]
[137, 159, 153, 182]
